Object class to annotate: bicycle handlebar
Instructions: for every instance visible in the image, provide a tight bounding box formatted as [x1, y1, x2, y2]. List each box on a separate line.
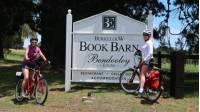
[132, 44, 139, 51]
[25, 59, 50, 70]
[132, 44, 142, 57]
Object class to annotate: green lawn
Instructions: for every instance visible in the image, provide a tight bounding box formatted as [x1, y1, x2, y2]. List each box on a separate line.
[0, 49, 199, 112]
[161, 62, 199, 73]
[4, 49, 24, 61]
[0, 64, 198, 112]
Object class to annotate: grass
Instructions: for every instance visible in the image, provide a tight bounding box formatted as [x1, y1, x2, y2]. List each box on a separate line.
[0, 66, 198, 112]
[161, 62, 199, 73]
[4, 49, 24, 62]
[0, 49, 199, 112]
[0, 65, 199, 112]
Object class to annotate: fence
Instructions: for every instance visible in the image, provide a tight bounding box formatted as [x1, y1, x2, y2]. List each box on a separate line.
[153, 51, 199, 98]
[154, 51, 199, 74]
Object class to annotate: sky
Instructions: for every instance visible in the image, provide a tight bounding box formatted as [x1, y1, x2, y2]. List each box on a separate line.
[153, 0, 183, 48]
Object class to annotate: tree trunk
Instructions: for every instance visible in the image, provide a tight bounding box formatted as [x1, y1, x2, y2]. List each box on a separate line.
[0, 36, 4, 59]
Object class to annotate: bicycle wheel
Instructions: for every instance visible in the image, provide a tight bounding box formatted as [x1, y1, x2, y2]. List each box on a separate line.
[145, 77, 163, 102]
[119, 68, 140, 93]
[15, 79, 24, 102]
[35, 78, 48, 105]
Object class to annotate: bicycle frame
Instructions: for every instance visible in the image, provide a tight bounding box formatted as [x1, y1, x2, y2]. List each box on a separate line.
[25, 66, 41, 96]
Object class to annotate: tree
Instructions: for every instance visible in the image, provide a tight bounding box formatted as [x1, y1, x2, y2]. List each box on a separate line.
[175, 0, 199, 53]
[3, 23, 37, 49]
[154, 0, 199, 53]
[20, 23, 36, 39]
[0, 0, 33, 58]
[33, 0, 165, 67]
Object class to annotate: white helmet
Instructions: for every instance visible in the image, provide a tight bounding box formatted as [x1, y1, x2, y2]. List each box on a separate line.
[143, 29, 151, 35]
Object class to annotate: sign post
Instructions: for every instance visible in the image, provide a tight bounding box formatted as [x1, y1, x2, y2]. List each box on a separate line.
[65, 9, 72, 92]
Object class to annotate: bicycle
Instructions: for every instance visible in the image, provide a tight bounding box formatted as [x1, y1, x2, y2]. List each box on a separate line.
[15, 60, 50, 105]
[119, 46, 164, 102]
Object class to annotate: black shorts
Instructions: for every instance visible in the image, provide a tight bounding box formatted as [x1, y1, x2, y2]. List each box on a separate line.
[21, 62, 36, 69]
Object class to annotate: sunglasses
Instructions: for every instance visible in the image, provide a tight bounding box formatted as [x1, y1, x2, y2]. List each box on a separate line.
[143, 34, 150, 36]
[31, 41, 38, 44]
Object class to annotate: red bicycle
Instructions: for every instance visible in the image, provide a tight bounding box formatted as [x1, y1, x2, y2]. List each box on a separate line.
[15, 60, 50, 105]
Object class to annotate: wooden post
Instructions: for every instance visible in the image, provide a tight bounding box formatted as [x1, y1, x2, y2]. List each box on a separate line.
[170, 51, 185, 99]
[157, 51, 161, 68]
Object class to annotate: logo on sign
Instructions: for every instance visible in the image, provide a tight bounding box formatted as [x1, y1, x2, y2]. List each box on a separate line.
[102, 16, 116, 30]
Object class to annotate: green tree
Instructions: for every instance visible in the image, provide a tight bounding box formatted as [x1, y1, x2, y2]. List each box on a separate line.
[2, 23, 36, 49]
[33, 0, 165, 67]
[154, 0, 198, 53]
[0, 0, 33, 58]
[175, 0, 199, 53]
[20, 23, 36, 39]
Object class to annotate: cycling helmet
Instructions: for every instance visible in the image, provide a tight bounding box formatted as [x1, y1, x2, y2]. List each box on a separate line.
[30, 37, 38, 42]
[143, 29, 151, 35]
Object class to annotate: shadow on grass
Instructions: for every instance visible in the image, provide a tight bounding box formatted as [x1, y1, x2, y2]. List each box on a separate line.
[49, 76, 198, 100]
[10, 97, 45, 106]
[161, 73, 199, 99]
[1, 59, 22, 64]
[140, 99, 159, 105]
[49, 83, 122, 94]
[11, 98, 29, 105]
[0, 63, 19, 98]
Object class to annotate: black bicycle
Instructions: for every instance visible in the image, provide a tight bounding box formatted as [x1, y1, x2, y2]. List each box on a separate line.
[119, 47, 164, 102]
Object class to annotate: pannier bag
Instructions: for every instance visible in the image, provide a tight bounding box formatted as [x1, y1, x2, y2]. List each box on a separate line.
[147, 69, 160, 90]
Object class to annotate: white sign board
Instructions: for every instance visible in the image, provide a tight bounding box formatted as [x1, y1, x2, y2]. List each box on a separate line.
[65, 10, 153, 91]
[72, 33, 144, 83]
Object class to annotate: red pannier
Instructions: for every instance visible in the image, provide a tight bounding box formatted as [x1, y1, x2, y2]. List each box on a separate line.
[147, 69, 160, 90]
